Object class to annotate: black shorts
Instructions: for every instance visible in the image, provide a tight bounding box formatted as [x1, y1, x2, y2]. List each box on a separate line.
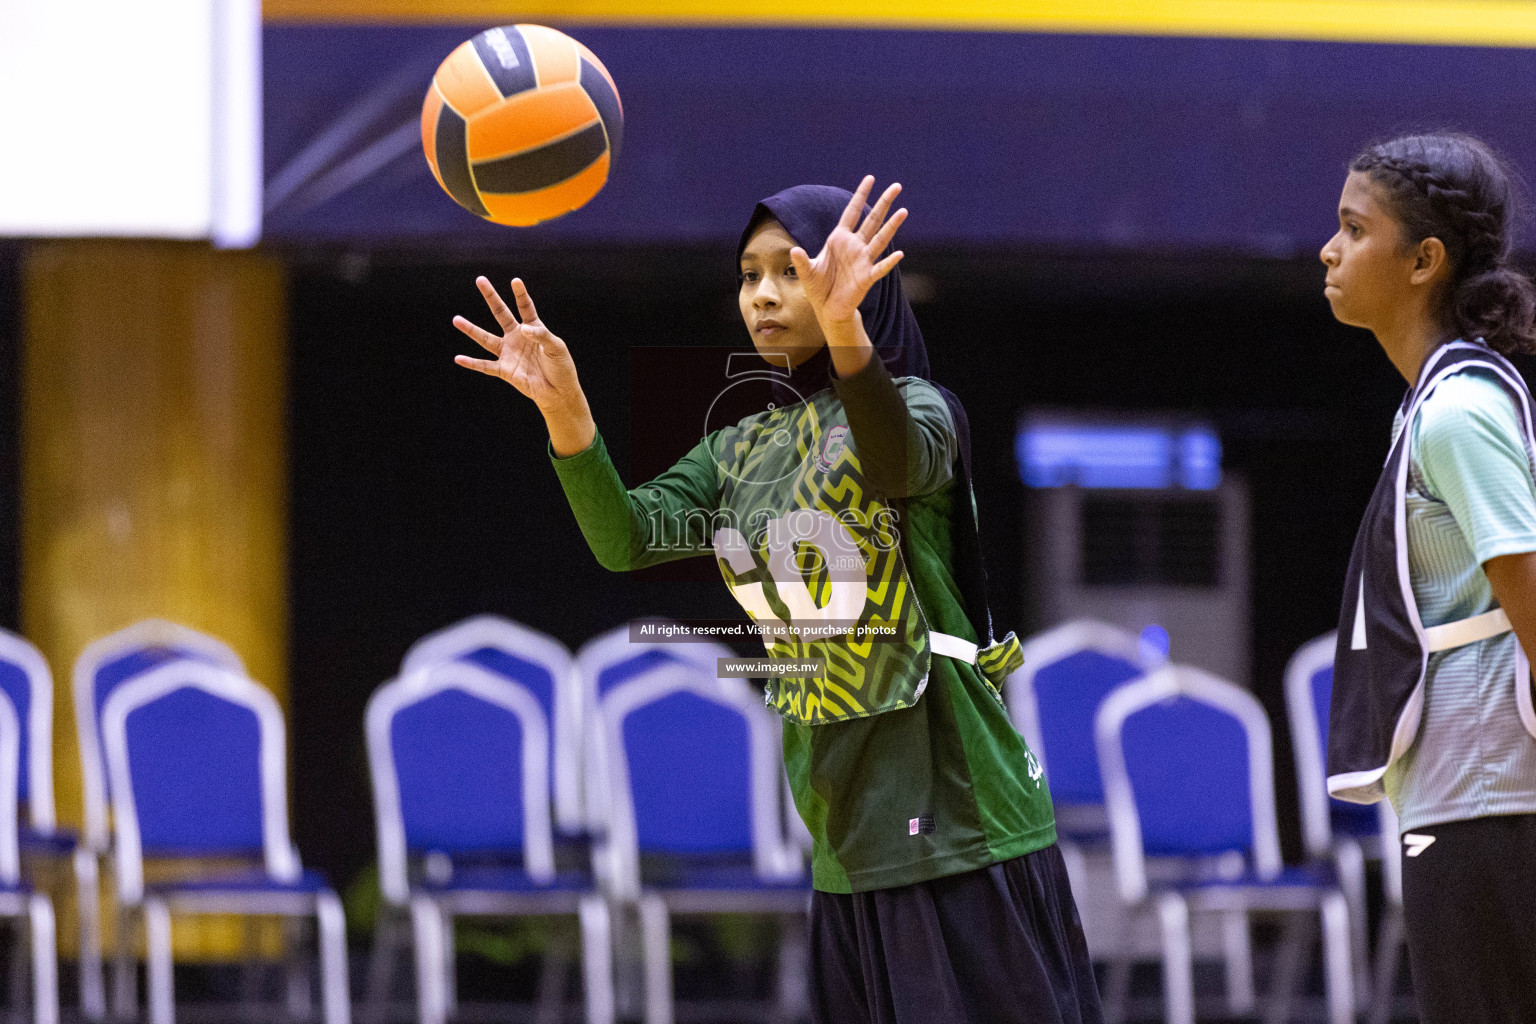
[808, 844, 1103, 1024]
[1399, 812, 1536, 1024]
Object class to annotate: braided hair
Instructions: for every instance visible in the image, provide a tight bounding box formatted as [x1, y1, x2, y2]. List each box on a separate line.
[1351, 133, 1536, 356]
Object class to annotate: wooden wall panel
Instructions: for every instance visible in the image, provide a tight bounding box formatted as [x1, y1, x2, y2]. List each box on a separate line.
[22, 240, 288, 958]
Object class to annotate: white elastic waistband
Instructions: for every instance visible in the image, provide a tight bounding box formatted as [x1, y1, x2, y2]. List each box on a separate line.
[930, 631, 978, 664]
[1424, 607, 1512, 653]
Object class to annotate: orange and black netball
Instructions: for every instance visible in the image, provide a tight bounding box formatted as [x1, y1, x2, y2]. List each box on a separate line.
[421, 25, 623, 227]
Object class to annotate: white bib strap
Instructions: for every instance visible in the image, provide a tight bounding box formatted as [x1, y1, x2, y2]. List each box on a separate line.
[1423, 607, 1512, 652]
[929, 631, 978, 664]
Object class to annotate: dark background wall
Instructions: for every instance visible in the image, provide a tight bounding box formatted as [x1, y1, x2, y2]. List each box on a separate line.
[283, 241, 1476, 888]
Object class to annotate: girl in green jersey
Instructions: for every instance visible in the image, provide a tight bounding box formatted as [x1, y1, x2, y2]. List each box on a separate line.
[452, 177, 1101, 1024]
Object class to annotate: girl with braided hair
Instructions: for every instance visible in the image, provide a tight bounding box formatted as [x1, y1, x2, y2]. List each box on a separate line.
[1323, 133, 1536, 1021]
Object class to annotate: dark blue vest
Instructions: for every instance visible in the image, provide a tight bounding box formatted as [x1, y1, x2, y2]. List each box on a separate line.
[1328, 340, 1536, 803]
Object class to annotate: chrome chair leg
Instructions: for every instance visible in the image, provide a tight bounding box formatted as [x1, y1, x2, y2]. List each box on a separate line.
[143, 900, 173, 1024]
[73, 851, 104, 1024]
[1335, 837, 1372, 1009]
[27, 895, 57, 1024]
[1154, 893, 1194, 1024]
[1319, 890, 1356, 1024]
[439, 911, 457, 1018]
[409, 898, 447, 1024]
[637, 895, 672, 1024]
[578, 895, 615, 1024]
[1221, 908, 1255, 1015]
[316, 891, 351, 1024]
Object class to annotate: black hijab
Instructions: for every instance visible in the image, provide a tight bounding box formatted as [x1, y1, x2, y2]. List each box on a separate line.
[736, 184, 997, 643]
[737, 184, 929, 405]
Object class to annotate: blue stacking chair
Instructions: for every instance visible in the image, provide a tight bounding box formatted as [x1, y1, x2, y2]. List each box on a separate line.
[99, 660, 349, 1024]
[75, 620, 247, 856]
[0, 630, 63, 1024]
[366, 660, 614, 1024]
[1284, 631, 1377, 1009]
[401, 615, 585, 835]
[0, 630, 59, 843]
[585, 630, 806, 1024]
[72, 619, 246, 1021]
[1009, 620, 1159, 839]
[1096, 663, 1354, 1024]
[0, 634, 59, 1024]
[1008, 619, 1184, 1014]
[573, 625, 729, 865]
[371, 616, 588, 1021]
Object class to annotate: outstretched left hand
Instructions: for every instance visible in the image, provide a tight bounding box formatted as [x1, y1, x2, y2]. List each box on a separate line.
[790, 176, 907, 332]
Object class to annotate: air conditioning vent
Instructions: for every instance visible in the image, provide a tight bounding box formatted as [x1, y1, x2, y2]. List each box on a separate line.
[1081, 495, 1220, 586]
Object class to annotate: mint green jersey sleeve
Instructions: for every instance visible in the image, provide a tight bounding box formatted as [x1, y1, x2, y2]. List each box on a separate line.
[1416, 370, 1536, 565]
[548, 429, 721, 571]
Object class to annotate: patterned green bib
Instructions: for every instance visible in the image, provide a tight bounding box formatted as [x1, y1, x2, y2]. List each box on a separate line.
[709, 388, 936, 725]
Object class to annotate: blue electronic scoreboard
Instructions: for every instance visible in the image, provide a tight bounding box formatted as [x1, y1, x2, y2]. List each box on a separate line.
[1017, 418, 1221, 491]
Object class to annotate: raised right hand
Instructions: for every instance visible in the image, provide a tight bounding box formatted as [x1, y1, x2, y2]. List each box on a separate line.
[453, 277, 584, 415]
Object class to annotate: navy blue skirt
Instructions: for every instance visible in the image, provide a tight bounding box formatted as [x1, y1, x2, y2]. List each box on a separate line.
[809, 843, 1104, 1024]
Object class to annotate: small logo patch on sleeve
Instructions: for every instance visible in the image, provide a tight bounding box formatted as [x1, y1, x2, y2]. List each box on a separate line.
[908, 814, 935, 836]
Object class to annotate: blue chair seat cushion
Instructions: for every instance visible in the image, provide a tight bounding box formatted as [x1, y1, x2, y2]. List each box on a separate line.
[642, 862, 808, 893]
[1179, 861, 1337, 891]
[1052, 802, 1111, 846]
[1052, 823, 1112, 850]
[419, 865, 595, 894]
[147, 868, 332, 896]
[20, 826, 78, 856]
[1330, 801, 1381, 839]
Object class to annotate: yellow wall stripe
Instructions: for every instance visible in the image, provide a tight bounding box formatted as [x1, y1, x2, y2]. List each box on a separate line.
[265, 0, 1536, 49]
